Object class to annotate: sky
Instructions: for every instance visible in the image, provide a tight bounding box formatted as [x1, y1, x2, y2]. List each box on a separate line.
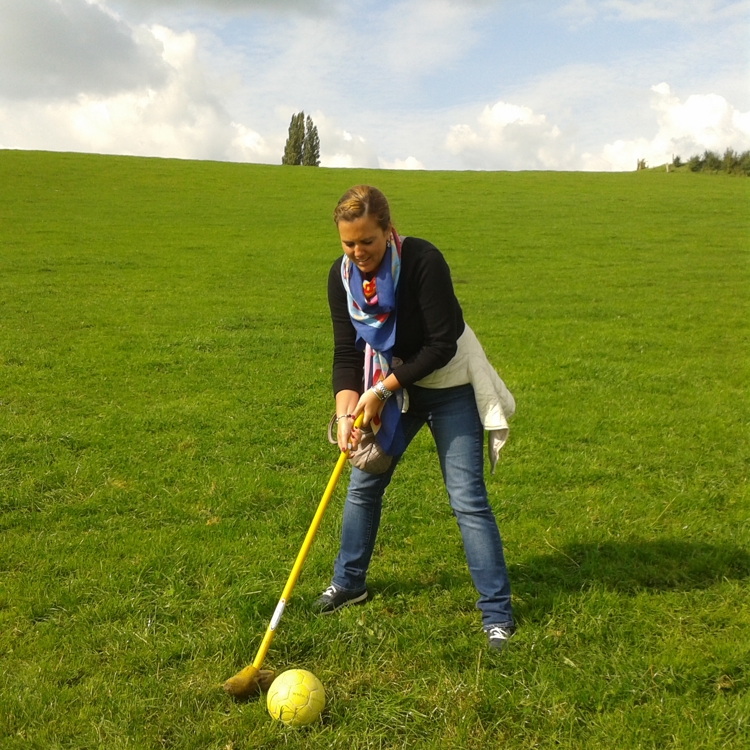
[0, 0, 748, 171]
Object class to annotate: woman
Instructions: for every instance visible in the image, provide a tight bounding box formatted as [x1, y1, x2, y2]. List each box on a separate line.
[313, 185, 516, 651]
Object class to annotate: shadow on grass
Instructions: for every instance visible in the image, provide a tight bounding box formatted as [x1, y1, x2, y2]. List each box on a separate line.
[509, 538, 750, 626]
[367, 539, 749, 622]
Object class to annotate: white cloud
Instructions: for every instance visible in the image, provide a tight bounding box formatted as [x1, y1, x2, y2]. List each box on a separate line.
[445, 100, 577, 170]
[559, 0, 599, 24]
[442, 83, 750, 172]
[606, 0, 750, 22]
[0, 0, 167, 99]
[0, 85, 230, 161]
[312, 112, 379, 168]
[0, 1, 746, 171]
[104, 0, 332, 16]
[228, 122, 276, 162]
[381, 0, 482, 78]
[585, 83, 750, 170]
[379, 156, 426, 169]
[0, 1, 379, 166]
[561, 0, 750, 23]
[0, 19, 271, 162]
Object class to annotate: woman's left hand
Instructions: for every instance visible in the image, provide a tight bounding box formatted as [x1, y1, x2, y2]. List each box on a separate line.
[354, 387, 385, 428]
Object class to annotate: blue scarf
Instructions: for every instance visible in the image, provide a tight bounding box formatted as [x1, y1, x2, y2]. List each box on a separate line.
[340, 233, 406, 455]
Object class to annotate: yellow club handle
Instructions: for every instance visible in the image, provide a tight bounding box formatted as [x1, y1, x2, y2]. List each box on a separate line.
[251, 413, 364, 670]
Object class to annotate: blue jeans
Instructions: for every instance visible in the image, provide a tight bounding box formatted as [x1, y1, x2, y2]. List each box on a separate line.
[332, 384, 514, 628]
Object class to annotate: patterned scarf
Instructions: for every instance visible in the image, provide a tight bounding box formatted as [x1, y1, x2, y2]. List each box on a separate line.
[340, 232, 406, 456]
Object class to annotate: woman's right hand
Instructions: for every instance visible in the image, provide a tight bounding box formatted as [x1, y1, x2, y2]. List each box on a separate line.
[336, 415, 361, 453]
[335, 389, 361, 453]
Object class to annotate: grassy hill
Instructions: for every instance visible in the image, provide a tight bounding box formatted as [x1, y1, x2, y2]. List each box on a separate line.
[1, 150, 748, 749]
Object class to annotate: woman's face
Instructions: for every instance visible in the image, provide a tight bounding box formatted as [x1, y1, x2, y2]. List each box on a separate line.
[338, 214, 391, 275]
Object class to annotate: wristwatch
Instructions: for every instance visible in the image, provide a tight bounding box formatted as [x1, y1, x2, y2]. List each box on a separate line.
[372, 381, 393, 401]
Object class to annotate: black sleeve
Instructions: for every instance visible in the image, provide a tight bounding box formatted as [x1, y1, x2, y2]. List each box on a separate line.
[391, 244, 463, 387]
[328, 258, 364, 395]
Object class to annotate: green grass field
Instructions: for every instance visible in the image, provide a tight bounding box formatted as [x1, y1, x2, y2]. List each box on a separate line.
[1, 150, 748, 749]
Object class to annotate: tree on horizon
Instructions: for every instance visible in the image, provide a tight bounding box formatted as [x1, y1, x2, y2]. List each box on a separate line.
[282, 111, 320, 166]
[282, 111, 305, 165]
[302, 115, 320, 167]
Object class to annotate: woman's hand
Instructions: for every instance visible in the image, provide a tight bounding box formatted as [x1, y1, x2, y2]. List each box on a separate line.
[334, 376, 400, 453]
[354, 388, 385, 429]
[336, 415, 361, 453]
[335, 392, 381, 453]
[335, 389, 360, 452]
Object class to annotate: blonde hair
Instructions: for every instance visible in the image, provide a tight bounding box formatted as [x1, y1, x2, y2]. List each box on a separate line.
[333, 185, 391, 231]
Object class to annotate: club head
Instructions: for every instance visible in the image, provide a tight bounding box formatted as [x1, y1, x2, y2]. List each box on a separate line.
[223, 666, 276, 699]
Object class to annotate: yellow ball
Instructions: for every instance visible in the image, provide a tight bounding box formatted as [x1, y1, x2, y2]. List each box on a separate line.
[266, 669, 326, 727]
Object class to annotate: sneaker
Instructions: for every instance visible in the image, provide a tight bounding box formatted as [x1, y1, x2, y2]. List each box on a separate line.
[485, 624, 515, 651]
[312, 583, 368, 614]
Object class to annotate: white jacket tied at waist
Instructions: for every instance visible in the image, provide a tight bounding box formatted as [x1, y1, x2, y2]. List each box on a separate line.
[415, 324, 515, 474]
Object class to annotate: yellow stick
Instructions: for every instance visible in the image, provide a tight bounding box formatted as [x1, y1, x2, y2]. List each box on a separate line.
[251, 414, 363, 671]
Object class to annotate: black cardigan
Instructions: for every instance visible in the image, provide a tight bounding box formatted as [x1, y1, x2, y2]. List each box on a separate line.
[328, 236, 465, 394]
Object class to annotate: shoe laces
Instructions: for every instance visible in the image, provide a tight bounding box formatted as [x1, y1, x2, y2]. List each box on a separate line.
[486, 625, 512, 640]
[323, 584, 340, 598]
